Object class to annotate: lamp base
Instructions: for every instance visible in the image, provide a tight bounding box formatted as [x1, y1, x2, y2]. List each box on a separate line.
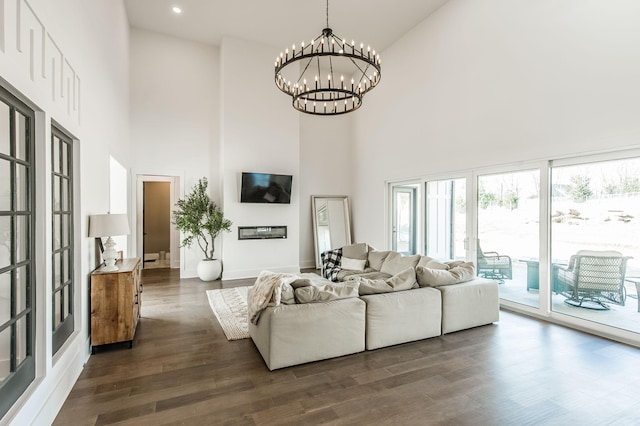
[102, 236, 119, 271]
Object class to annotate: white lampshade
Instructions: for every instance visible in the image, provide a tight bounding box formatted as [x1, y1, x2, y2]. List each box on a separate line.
[88, 213, 130, 237]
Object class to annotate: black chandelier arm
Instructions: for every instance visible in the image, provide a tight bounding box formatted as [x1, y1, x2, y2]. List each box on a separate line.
[275, 51, 381, 76]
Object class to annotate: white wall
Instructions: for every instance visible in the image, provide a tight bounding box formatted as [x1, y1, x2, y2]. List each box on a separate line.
[0, 0, 130, 424]
[129, 28, 220, 277]
[220, 37, 301, 279]
[299, 114, 353, 268]
[352, 0, 640, 249]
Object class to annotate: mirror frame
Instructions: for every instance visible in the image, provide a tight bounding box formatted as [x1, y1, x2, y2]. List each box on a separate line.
[311, 195, 352, 269]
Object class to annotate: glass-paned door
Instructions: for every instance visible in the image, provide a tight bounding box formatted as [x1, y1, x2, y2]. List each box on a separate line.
[477, 169, 540, 308]
[392, 185, 418, 254]
[551, 157, 640, 334]
[52, 126, 74, 354]
[0, 87, 35, 419]
[425, 178, 466, 260]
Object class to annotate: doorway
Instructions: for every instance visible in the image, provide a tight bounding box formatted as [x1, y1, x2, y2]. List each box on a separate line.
[136, 175, 180, 270]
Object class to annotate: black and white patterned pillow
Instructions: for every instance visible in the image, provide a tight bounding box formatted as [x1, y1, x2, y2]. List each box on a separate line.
[321, 248, 342, 282]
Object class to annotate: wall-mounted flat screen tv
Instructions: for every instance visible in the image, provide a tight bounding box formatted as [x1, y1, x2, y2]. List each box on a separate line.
[240, 172, 293, 204]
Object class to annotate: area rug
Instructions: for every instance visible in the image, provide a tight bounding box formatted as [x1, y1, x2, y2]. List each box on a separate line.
[206, 286, 250, 340]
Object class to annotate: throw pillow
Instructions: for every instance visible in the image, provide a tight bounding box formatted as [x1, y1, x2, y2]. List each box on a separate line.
[294, 282, 359, 304]
[341, 257, 367, 271]
[367, 250, 391, 271]
[342, 242, 369, 260]
[416, 262, 476, 287]
[355, 268, 418, 295]
[280, 283, 296, 304]
[380, 252, 421, 276]
[416, 256, 434, 268]
[423, 260, 450, 270]
[291, 278, 314, 289]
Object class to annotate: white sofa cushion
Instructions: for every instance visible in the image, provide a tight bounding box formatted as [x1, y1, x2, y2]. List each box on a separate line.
[249, 298, 366, 370]
[342, 242, 369, 260]
[439, 278, 499, 334]
[341, 257, 367, 271]
[416, 262, 476, 287]
[294, 282, 359, 303]
[352, 268, 418, 295]
[360, 287, 441, 350]
[380, 252, 421, 275]
[367, 250, 392, 270]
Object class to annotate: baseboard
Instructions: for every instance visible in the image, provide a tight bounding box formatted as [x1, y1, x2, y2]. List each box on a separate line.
[299, 259, 317, 269]
[5, 336, 85, 425]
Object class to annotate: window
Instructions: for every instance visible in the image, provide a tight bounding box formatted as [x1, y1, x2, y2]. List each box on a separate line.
[0, 86, 35, 419]
[551, 156, 640, 334]
[425, 178, 466, 260]
[52, 126, 74, 354]
[477, 169, 540, 308]
[392, 185, 418, 254]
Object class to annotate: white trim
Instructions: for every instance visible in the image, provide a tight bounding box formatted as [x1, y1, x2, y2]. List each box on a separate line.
[134, 174, 181, 270]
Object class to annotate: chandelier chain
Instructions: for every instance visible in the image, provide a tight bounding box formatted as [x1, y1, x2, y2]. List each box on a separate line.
[326, 0, 329, 29]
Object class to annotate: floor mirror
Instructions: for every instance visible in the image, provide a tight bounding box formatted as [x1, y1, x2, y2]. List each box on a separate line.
[311, 195, 352, 269]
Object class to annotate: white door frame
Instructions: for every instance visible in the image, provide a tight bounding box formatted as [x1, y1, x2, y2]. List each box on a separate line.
[135, 174, 181, 269]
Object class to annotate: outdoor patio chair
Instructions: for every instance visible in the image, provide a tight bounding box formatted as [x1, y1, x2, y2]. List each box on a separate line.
[477, 242, 512, 283]
[556, 250, 631, 310]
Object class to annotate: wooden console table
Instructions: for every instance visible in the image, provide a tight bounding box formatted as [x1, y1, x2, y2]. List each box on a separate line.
[90, 258, 142, 353]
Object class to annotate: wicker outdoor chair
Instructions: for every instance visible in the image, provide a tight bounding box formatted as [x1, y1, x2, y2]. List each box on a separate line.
[556, 250, 631, 310]
[477, 242, 512, 283]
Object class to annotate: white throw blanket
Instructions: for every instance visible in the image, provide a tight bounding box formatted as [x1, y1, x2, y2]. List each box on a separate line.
[248, 271, 298, 325]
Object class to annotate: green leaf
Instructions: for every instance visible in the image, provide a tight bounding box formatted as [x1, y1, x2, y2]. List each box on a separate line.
[171, 177, 232, 259]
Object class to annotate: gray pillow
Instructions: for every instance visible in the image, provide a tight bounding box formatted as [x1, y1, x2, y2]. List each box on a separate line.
[294, 282, 359, 303]
[416, 262, 476, 287]
[416, 256, 434, 267]
[380, 252, 421, 276]
[342, 242, 369, 260]
[291, 278, 314, 289]
[367, 250, 391, 271]
[280, 283, 296, 304]
[355, 268, 418, 295]
[423, 259, 449, 270]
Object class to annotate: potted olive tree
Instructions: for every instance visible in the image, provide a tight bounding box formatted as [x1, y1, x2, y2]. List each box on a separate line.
[172, 177, 232, 281]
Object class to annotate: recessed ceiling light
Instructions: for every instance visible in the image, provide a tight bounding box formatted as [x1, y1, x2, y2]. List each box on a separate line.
[172, 6, 182, 14]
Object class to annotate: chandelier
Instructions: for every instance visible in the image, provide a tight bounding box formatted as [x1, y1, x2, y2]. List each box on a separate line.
[274, 0, 381, 116]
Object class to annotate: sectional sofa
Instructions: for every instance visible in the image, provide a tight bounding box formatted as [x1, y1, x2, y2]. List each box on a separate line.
[249, 243, 499, 370]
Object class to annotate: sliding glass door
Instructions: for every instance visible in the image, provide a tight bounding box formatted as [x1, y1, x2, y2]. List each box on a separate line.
[551, 156, 640, 334]
[477, 169, 540, 308]
[425, 178, 466, 260]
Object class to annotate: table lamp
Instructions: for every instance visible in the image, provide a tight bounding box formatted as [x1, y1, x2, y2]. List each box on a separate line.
[88, 213, 131, 271]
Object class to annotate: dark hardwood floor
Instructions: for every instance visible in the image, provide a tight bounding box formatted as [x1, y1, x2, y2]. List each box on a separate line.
[54, 268, 640, 425]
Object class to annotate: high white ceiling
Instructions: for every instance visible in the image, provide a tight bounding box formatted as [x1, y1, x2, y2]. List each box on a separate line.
[124, 0, 449, 52]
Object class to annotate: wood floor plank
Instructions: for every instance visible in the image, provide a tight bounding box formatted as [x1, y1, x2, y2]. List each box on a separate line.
[53, 268, 640, 425]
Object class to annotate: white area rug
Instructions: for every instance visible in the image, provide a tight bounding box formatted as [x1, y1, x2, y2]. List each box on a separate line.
[206, 286, 250, 340]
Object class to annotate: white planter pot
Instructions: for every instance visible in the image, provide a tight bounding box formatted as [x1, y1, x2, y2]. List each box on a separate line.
[197, 259, 221, 281]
